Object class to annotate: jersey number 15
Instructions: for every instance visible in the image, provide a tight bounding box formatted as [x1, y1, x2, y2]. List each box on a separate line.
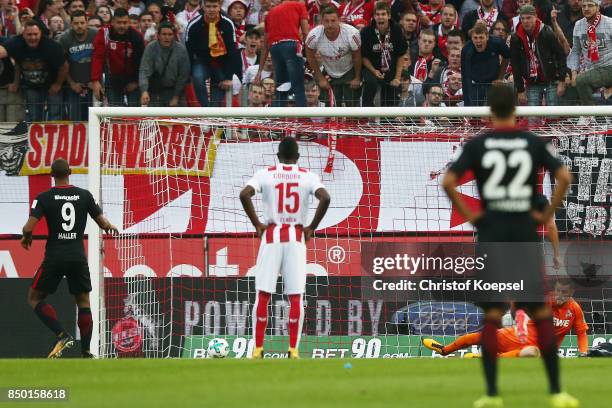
[275, 182, 300, 214]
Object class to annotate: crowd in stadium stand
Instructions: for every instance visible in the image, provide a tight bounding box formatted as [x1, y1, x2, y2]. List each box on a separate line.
[0, 0, 611, 121]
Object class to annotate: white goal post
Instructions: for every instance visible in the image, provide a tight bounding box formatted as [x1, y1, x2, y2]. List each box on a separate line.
[87, 106, 612, 358]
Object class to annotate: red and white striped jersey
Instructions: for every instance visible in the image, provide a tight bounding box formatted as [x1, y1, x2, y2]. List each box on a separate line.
[246, 164, 325, 243]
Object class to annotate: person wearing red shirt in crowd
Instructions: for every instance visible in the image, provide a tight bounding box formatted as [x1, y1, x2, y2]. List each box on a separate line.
[257, 0, 309, 106]
[91, 8, 145, 106]
[432, 4, 457, 57]
[338, 0, 372, 28]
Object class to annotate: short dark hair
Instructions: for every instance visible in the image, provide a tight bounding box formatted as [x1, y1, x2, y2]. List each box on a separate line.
[70, 10, 87, 20]
[245, 28, 261, 38]
[447, 29, 466, 41]
[424, 82, 443, 95]
[320, 5, 339, 17]
[157, 21, 175, 32]
[51, 158, 71, 178]
[419, 27, 435, 39]
[23, 20, 43, 31]
[139, 12, 153, 21]
[488, 84, 515, 119]
[204, 0, 221, 4]
[113, 7, 129, 18]
[374, 0, 390, 14]
[278, 137, 299, 161]
[129, 14, 139, 21]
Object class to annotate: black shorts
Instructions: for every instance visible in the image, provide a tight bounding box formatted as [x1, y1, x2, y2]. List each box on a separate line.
[31, 259, 92, 295]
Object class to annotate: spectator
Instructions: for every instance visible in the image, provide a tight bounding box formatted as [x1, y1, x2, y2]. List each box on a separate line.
[440, 45, 461, 87]
[140, 22, 190, 106]
[66, 0, 85, 18]
[308, 0, 339, 28]
[461, 21, 510, 105]
[262, 76, 275, 105]
[247, 0, 271, 29]
[491, 18, 510, 40]
[509, 0, 531, 31]
[460, 0, 503, 23]
[408, 28, 441, 83]
[257, 0, 309, 106]
[0, 20, 67, 121]
[186, 0, 241, 106]
[88, 16, 102, 30]
[421, 0, 445, 27]
[0, 35, 24, 122]
[462, 0, 507, 34]
[148, 3, 164, 24]
[36, 0, 64, 31]
[503, 0, 552, 26]
[568, 0, 612, 105]
[247, 82, 266, 106]
[128, 0, 145, 16]
[244, 53, 272, 84]
[305, 79, 324, 106]
[399, 68, 424, 106]
[139, 12, 154, 33]
[444, 71, 463, 105]
[360, 1, 407, 106]
[556, 0, 584, 45]
[129, 14, 139, 31]
[510, 5, 568, 106]
[91, 8, 144, 106]
[227, 0, 249, 45]
[399, 11, 418, 60]
[391, 0, 418, 25]
[445, 28, 465, 51]
[1, 0, 20, 36]
[305, 5, 362, 107]
[96, 5, 112, 24]
[176, 0, 201, 37]
[421, 82, 445, 106]
[338, 0, 372, 28]
[48, 14, 63, 38]
[433, 4, 458, 58]
[58, 10, 96, 121]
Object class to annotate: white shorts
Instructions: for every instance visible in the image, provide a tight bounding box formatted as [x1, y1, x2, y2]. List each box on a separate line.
[254, 240, 307, 294]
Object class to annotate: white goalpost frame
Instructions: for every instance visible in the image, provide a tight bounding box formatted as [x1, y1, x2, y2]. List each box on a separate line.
[87, 105, 612, 358]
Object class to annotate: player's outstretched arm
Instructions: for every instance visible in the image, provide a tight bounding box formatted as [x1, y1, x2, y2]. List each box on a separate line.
[442, 171, 481, 225]
[21, 216, 40, 250]
[239, 186, 266, 237]
[304, 188, 331, 242]
[94, 214, 119, 235]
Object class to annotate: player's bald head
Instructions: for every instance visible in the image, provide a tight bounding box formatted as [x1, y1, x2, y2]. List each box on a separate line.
[51, 158, 71, 179]
[277, 137, 300, 163]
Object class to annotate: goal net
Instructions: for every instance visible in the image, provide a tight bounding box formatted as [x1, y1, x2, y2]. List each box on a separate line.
[88, 107, 612, 358]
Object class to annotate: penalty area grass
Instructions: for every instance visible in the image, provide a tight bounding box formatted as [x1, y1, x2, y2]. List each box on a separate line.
[0, 358, 609, 408]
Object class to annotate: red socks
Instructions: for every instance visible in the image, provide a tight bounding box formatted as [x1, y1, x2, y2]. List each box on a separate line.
[288, 294, 303, 348]
[78, 307, 93, 353]
[253, 291, 271, 348]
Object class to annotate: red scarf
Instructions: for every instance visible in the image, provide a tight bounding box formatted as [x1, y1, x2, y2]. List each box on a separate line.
[587, 12, 601, 63]
[477, 6, 498, 30]
[341, 0, 365, 24]
[516, 19, 543, 80]
[437, 24, 455, 58]
[414, 54, 433, 81]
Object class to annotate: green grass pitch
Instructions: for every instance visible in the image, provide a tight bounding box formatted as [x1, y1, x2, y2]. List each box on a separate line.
[0, 359, 610, 407]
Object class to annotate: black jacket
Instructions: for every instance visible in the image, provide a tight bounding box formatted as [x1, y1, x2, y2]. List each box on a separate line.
[185, 13, 241, 80]
[510, 24, 569, 92]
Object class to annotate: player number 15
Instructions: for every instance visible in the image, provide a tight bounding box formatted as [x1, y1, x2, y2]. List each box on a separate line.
[275, 183, 300, 214]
